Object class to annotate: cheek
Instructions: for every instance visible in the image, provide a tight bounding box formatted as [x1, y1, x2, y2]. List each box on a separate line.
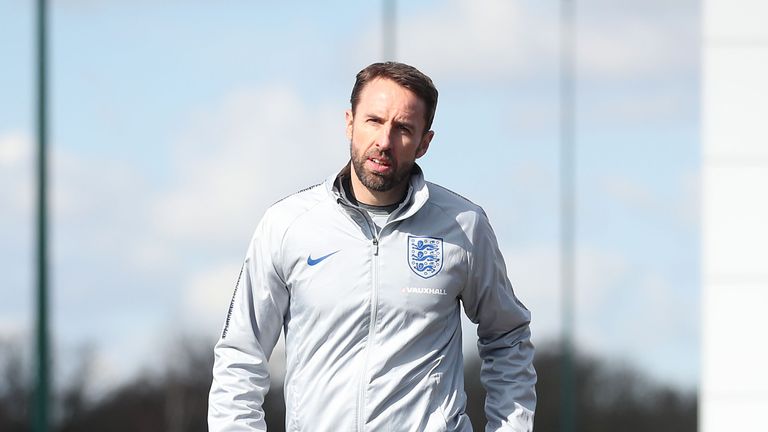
[351, 136, 371, 158]
[403, 138, 422, 156]
[353, 123, 375, 142]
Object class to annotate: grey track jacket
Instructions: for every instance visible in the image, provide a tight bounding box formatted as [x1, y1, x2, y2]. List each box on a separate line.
[208, 165, 537, 431]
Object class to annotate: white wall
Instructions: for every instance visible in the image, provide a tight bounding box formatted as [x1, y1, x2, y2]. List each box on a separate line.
[702, 1, 768, 430]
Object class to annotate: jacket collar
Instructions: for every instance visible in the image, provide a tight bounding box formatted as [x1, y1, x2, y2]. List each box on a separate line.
[325, 162, 430, 221]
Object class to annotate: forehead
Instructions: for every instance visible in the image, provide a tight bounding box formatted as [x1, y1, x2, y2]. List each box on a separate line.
[356, 78, 426, 121]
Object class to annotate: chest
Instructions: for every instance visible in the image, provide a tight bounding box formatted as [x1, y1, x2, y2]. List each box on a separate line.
[281, 215, 470, 317]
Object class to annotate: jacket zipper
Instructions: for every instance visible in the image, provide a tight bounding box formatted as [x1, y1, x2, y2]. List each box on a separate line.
[353, 209, 381, 432]
[336, 200, 386, 431]
[332, 183, 421, 430]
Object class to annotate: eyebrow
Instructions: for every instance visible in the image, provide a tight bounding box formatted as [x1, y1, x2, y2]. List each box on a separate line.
[392, 119, 415, 131]
[362, 113, 416, 132]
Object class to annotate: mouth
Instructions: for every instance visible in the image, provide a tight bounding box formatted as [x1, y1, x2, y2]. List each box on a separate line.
[367, 156, 393, 173]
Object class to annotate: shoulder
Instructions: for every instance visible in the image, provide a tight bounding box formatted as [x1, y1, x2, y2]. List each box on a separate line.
[426, 181, 486, 218]
[271, 182, 325, 211]
[424, 182, 494, 241]
[259, 182, 327, 236]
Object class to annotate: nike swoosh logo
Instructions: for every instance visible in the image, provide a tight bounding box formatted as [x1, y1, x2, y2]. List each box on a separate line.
[307, 250, 340, 266]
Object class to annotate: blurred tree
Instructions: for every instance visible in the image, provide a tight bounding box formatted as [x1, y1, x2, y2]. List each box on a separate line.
[0, 338, 30, 432]
[58, 345, 93, 430]
[530, 343, 697, 432]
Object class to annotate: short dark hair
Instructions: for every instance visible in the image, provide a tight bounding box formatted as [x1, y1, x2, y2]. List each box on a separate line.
[350, 62, 439, 133]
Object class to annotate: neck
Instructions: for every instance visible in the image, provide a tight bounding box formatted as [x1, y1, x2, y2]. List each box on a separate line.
[349, 173, 408, 207]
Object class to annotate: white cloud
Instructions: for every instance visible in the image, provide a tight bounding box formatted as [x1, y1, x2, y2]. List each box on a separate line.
[54, 148, 150, 221]
[574, 0, 698, 80]
[0, 131, 29, 167]
[503, 244, 629, 343]
[0, 131, 33, 336]
[585, 271, 699, 388]
[156, 84, 352, 380]
[0, 319, 26, 341]
[181, 261, 289, 382]
[503, 245, 560, 341]
[385, 0, 556, 81]
[602, 175, 657, 212]
[403, 1, 555, 81]
[576, 14, 697, 80]
[581, 84, 697, 127]
[15, 83, 349, 295]
[0, 131, 32, 217]
[358, 0, 696, 82]
[182, 261, 243, 339]
[634, 273, 698, 344]
[575, 247, 631, 314]
[0, 84, 351, 386]
[501, 242, 698, 387]
[153, 85, 347, 247]
[601, 170, 701, 232]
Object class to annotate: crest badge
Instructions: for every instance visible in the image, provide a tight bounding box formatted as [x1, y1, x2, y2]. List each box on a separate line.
[408, 236, 443, 278]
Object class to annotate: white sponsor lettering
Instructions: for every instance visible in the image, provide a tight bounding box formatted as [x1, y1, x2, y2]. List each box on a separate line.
[401, 287, 448, 296]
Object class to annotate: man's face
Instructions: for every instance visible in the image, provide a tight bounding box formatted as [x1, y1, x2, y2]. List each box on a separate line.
[346, 78, 434, 199]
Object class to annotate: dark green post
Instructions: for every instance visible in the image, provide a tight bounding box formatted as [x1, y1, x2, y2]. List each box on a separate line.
[34, 0, 51, 430]
[560, 0, 576, 431]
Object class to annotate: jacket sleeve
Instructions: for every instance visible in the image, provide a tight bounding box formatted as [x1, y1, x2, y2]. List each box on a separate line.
[460, 210, 537, 432]
[208, 213, 290, 432]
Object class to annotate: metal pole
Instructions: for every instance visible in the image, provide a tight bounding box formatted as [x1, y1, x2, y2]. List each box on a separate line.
[559, 0, 576, 431]
[34, 0, 51, 430]
[382, 0, 396, 60]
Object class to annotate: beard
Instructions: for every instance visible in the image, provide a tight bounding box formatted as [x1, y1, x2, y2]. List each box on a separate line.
[350, 141, 414, 193]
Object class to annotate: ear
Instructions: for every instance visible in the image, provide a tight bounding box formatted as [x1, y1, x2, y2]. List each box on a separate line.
[345, 110, 354, 141]
[415, 130, 434, 159]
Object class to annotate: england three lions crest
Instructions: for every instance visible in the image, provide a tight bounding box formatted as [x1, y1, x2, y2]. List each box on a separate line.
[408, 236, 443, 278]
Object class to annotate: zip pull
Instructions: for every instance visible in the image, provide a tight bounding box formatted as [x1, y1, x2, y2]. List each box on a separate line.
[372, 238, 379, 256]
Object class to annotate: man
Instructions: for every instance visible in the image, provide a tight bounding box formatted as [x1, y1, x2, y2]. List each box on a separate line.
[208, 62, 536, 431]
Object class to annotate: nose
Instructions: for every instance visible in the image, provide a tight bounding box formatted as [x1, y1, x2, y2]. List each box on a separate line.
[375, 124, 394, 150]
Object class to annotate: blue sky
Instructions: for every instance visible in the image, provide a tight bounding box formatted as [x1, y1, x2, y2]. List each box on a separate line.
[0, 0, 699, 392]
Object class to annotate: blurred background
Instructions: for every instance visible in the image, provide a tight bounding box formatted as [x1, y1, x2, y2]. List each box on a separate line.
[1, 0, 700, 431]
